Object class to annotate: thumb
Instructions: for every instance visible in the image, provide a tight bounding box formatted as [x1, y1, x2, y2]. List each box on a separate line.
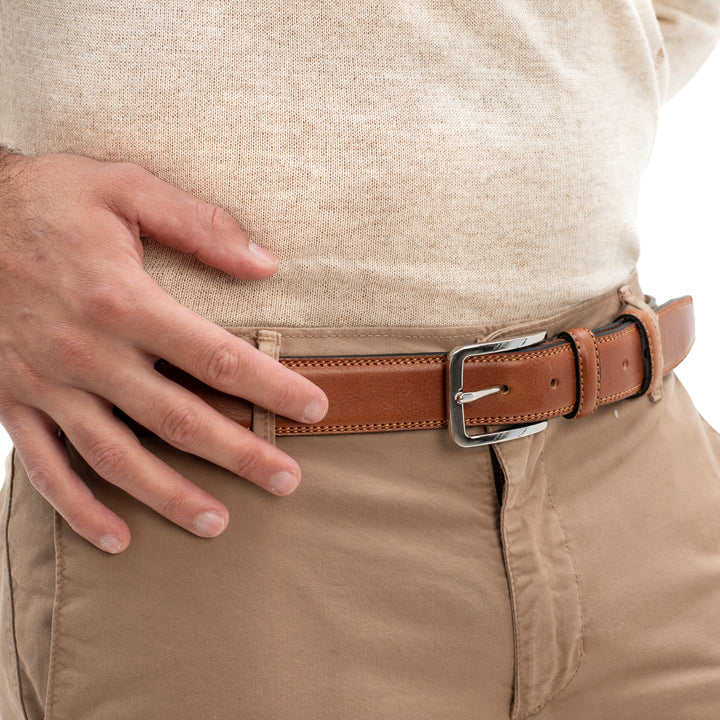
[108, 163, 279, 280]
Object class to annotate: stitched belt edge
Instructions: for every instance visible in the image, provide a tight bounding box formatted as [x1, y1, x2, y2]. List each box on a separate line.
[150, 295, 694, 437]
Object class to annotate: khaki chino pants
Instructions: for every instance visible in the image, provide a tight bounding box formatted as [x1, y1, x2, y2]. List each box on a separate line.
[1, 277, 720, 719]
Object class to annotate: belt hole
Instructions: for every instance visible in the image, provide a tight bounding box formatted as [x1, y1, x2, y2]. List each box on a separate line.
[550, 377, 559, 389]
[500, 385, 510, 394]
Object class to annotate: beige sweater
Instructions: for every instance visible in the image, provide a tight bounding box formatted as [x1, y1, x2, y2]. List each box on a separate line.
[1, 1, 718, 327]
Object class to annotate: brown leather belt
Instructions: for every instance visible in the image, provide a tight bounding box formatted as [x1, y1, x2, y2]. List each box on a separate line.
[150, 296, 695, 446]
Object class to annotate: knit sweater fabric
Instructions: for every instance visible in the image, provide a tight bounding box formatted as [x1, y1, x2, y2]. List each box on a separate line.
[1, 1, 718, 326]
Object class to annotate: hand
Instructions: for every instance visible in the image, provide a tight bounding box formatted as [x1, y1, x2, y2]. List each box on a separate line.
[0, 150, 328, 553]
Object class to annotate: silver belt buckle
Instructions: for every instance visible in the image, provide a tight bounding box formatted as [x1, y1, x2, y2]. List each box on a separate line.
[447, 332, 549, 448]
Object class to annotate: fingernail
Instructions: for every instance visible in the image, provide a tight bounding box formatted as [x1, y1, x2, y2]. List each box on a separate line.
[99, 534, 123, 554]
[249, 242, 278, 266]
[303, 398, 328, 424]
[193, 511, 227, 537]
[269, 471, 299, 495]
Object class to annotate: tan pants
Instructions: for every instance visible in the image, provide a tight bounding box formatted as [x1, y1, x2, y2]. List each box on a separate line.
[2, 278, 720, 720]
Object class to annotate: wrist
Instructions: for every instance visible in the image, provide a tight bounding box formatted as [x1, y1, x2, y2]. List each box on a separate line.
[0, 145, 34, 200]
[0, 144, 27, 176]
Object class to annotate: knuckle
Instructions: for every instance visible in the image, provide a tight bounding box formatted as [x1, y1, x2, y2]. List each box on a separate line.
[203, 343, 242, 386]
[47, 331, 98, 378]
[1, 356, 48, 402]
[25, 463, 57, 497]
[194, 199, 234, 234]
[158, 404, 202, 447]
[62, 504, 96, 535]
[269, 377, 296, 413]
[84, 438, 132, 478]
[111, 161, 150, 188]
[97, 162, 153, 208]
[83, 282, 132, 326]
[155, 487, 190, 520]
[233, 448, 262, 480]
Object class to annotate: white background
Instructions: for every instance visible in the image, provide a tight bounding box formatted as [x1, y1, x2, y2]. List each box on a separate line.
[1, 48, 719, 464]
[636, 48, 720, 430]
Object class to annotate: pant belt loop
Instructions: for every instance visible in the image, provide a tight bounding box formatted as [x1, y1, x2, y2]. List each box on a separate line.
[253, 330, 282, 444]
[618, 285, 664, 403]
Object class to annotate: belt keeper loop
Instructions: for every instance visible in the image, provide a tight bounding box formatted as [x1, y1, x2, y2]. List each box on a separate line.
[617, 286, 664, 402]
[558, 326, 601, 419]
[252, 330, 282, 444]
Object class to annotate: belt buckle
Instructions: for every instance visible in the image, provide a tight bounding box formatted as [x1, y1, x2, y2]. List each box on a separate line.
[447, 331, 549, 448]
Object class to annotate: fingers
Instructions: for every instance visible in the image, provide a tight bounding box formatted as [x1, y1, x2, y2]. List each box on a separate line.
[4, 405, 132, 554]
[6, 372, 295, 555]
[100, 364, 304, 495]
[35, 315, 321, 493]
[42, 390, 233, 543]
[138, 289, 329, 424]
[105, 163, 279, 280]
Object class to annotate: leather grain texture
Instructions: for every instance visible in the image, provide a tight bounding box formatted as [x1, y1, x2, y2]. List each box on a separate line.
[147, 296, 694, 437]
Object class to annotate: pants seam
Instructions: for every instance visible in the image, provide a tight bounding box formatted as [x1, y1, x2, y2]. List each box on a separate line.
[497, 464, 523, 717]
[3, 450, 31, 720]
[44, 512, 65, 720]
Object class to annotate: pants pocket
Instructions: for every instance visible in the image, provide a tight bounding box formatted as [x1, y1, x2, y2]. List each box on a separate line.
[494, 436, 584, 719]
